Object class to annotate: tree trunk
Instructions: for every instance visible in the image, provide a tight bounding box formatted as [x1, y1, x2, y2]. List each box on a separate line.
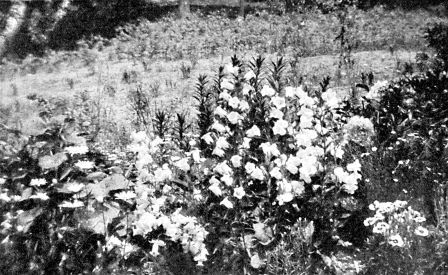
[178, 0, 190, 19]
[239, 0, 245, 18]
[0, 0, 27, 60]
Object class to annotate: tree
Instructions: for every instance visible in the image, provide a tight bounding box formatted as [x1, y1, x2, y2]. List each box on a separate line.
[178, 0, 190, 19]
[239, 0, 245, 18]
[0, 0, 28, 59]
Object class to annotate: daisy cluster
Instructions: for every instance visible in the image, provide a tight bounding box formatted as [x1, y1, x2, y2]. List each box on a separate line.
[364, 200, 430, 248]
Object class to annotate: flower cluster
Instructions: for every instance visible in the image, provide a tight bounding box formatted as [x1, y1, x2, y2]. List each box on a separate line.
[364, 200, 430, 248]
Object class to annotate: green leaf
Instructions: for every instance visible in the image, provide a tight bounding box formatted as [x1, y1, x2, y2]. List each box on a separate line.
[82, 203, 121, 235]
[17, 207, 43, 233]
[85, 174, 128, 202]
[38, 153, 68, 170]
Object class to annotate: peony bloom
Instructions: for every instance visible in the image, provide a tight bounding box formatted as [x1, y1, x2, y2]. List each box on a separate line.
[245, 162, 256, 174]
[273, 119, 289, 136]
[251, 167, 265, 180]
[246, 125, 261, 138]
[260, 85, 276, 97]
[233, 186, 246, 199]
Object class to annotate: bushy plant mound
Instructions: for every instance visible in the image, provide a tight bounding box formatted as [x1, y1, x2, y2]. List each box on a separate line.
[0, 55, 377, 273]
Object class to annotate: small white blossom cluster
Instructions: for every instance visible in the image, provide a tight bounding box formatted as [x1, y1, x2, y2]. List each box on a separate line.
[133, 208, 208, 265]
[364, 200, 430, 248]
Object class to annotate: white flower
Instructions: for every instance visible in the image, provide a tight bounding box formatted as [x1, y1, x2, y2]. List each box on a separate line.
[295, 129, 318, 148]
[270, 167, 283, 179]
[270, 96, 286, 109]
[242, 137, 252, 149]
[115, 191, 137, 201]
[227, 111, 243, 124]
[60, 200, 84, 208]
[65, 182, 84, 193]
[175, 158, 190, 172]
[270, 108, 284, 119]
[30, 192, 49, 201]
[75, 160, 94, 170]
[224, 64, 239, 75]
[291, 180, 305, 195]
[220, 197, 234, 209]
[214, 106, 227, 118]
[372, 222, 389, 234]
[245, 162, 256, 174]
[208, 182, 222, 197]
[285, 86, 304, 98]
[250, 167, 265, 180]
[246, 125, 261, 138]
[244, 70, 256, 81]
[228, 97, 240, 109]
[0, 178, 5, 185]
[201, 133, 214, 144]
[347, 159, 362, 173]
[213, 161, 232, 175]
[211, 122, 227, 133]
[414, 226, 429, 237]
[216, 137, 230, 150]
[321, 89, 340, 109]
[239, 100, 250, 111]
[414, 216, 426, 223]
[221, 80, 235, 91]
[230, 155, 242, 167]
[153, 165, 173, 182]
[388, 234, 405, 247]
[260, 85, 276, 97]
[260, 142, 280, 157]
[242, 83, 253, 95]
[221, 174, 234, 186]
[299, 161, 318, 183]
[0, 193, 11, 202]
[286, 156, 301, 174]
[190, 149, 201, 163]
[273, 119, 289, 136]
[150, 240, 166, 257]
[233, 186, 246, 199]
[65, 145, 89, 155]
[30, 178, 47, 187]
